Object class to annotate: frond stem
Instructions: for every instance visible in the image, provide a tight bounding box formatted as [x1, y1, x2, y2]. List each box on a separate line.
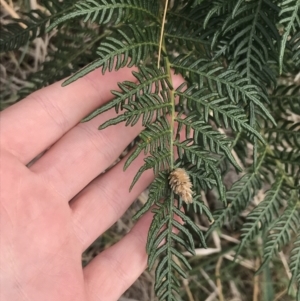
[165, 55, 175, 170]
[167, 193, 174, 297]
[157, 0, 169, 68]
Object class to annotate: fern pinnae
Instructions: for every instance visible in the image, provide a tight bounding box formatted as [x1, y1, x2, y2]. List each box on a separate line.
[46, 0, 160, 32]
[279, 0, 300, 74]
[175, 86, 265, 144]
[175, 113, 242, 171]
[82, 66, 171, 122]
[124, 118, 171, 171]
[257, 195, 300, 273]
[206, 146, 267, 236]
[264, 119, 300, 148]
[289, 231, 300, 295]
[132, 172, 171, 222]
[63, 25, 160, 85]
[99, 91, 172, 128]
[236, 174, 286, 256]
[129, 147, 171, 191]
[174, 140, 226, 203]
[290, 31, 300, 67]
[171, 55, 276, 125]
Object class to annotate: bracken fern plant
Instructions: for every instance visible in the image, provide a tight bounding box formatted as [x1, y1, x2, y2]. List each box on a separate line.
[1, 0, 300, 300]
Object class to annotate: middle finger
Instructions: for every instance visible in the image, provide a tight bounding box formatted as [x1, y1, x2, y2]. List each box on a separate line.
[30, 108, 143, 201]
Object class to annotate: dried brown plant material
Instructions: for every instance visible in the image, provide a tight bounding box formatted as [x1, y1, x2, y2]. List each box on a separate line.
[169, 168, 194, 203]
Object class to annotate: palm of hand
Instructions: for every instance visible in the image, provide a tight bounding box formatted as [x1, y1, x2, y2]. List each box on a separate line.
[1, 155, 84, 300]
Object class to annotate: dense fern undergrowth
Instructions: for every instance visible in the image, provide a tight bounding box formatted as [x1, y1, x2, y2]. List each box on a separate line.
[1, 0, 300, 300]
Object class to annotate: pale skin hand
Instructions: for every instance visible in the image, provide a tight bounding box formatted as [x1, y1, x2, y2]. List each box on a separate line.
[0, 68, 183, 301]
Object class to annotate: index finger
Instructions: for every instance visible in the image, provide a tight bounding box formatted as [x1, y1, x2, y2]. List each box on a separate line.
[0, 68, 135, 164]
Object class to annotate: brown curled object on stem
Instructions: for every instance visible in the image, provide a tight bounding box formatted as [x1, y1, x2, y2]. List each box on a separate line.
[169, 168, 194, 204]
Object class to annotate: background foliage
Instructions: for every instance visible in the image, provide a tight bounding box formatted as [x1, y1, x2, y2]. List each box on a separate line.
[1, 0, 299, 300]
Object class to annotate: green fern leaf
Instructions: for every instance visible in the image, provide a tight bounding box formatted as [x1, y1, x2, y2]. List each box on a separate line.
[99, 90, 171, 128]
[264, 119, 300, 148]
[124, 117, 171, 170]
[258, 197, 299, 272]
[147, 196, 206, 301]
[47, 0, 159, 32]
[176, 113, 241, 171]
[223, 0, 279, 87]
[187, 165, 217, 193]
[164, 18, 210, 55]
[270, 85, 300, 116]
[130, 148, 171, 191]
[82, 66, 172, 121]
[63, 25, 160, 85]
[132, 171, 169, 221]
[289, 231, 300, 295]
[207, 146, 267, 235]
[175, 85, 266, 143]
[279, 0, 300, 74]
[208, 174, 260, 235]
[171, 55, 276, 125]
[167, 1, 209, 29]
[237, 174, 285, 255]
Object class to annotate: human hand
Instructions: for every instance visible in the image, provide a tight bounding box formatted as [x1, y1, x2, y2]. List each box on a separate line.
[0, 68, 176, 301]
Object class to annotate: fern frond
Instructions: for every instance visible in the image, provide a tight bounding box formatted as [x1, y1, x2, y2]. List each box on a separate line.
[207, 147, 267, 236]
[167, 1, 209, 29]
[187, 165, 217, 193]
[258, 196, 299, 272]
[270, 84, 300, 116]
[99, 90, 171, 128]
[124, 117, 171, 170]
[130, 148, 171, 191]
[176, 113, 241, 171]
[132, 171, 169, 221]
[237, 174, 285, 255]
[269, 148, 300, 182]
[47, 0, 159, 31]
[63, 25, 160, 85]
[209, 173, 261, 235]
[82, 66, 171, 121]
[264, 119, 300, 148]
[164, 19, 210, 55]
[171, 55, 275, 124]
[175, 85, 265, 143]
[289, 231, 300, 294]
[203, 0, 235, 29]
[279, 0, 300, 73]
[222, 0, 280, 87]
[147, 196, 206, 301]
[290, 31, 300, 67]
